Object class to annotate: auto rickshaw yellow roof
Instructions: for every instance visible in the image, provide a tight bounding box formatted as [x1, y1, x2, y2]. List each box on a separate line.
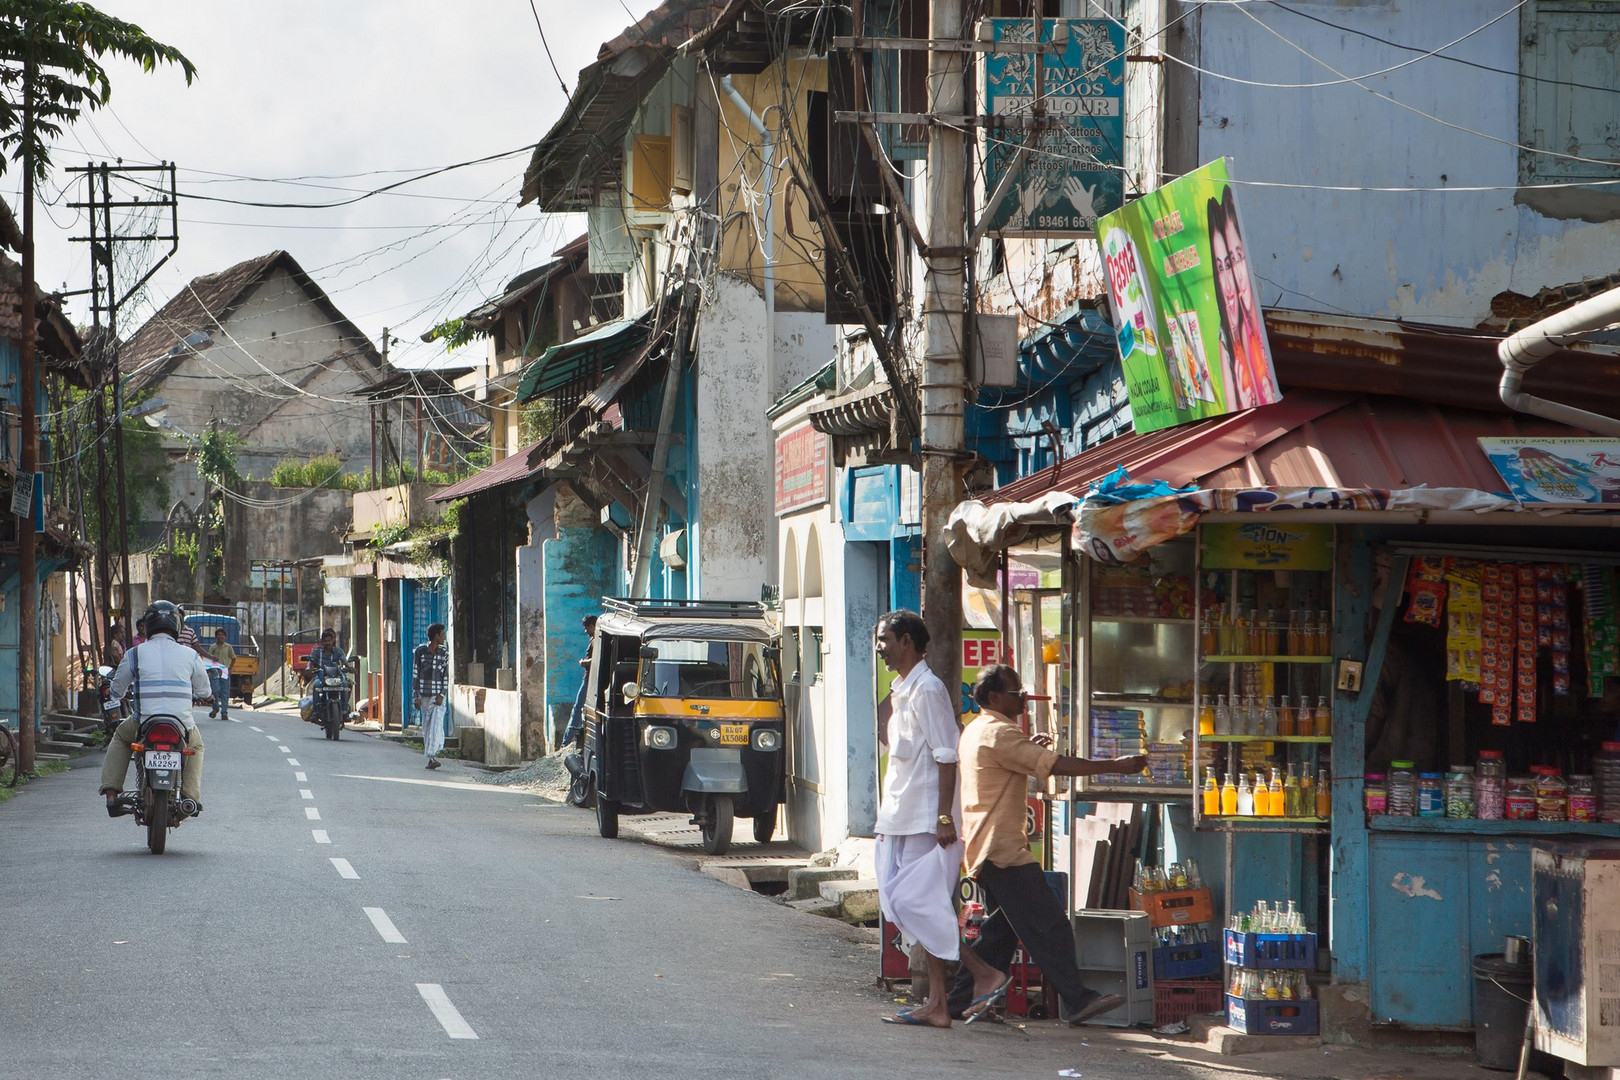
[595, 597, 775, 643]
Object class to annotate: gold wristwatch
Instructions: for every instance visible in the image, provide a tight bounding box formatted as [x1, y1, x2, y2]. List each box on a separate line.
[938, 815, 953, 826]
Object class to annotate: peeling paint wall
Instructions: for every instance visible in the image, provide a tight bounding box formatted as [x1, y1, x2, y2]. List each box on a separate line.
[1198, 1, 1620, 327]
[693, 275, 830, 601]
[540, 485, 618, 749]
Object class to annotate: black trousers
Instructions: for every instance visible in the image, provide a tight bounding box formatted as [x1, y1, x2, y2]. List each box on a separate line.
[946, 860, 1094, 1019]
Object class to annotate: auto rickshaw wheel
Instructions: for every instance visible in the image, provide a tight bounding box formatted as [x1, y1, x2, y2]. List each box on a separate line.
[596, 792, 619, 839]
[700, 796, 733, 856]
[752, 809, 775, 845]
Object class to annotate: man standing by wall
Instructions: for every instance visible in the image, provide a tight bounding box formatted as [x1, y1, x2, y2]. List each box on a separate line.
[414, 623, 449, 770]
[947, 663, 1147, 1026]
[872, 610, 1002, 1027]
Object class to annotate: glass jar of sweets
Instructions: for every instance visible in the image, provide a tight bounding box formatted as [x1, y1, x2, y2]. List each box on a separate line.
[1475, 750, 1506, 820]
[1364, 774, 1388, 819]
[1533, 766, 1568, 822]
[1569, 774, 1597, 823]
[1387, 761, 1417, 816]
[1444, 766, 1475, 819]
[1505, 776, 1537, 820]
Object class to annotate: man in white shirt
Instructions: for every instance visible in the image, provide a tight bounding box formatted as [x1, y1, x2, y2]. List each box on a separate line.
[872, 610, 1003, 1027]
[99, 601, 212, 817]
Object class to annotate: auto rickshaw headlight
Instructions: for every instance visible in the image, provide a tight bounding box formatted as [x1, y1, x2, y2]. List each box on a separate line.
[753, 728, 781, 752]
[645, 725, 677, 750]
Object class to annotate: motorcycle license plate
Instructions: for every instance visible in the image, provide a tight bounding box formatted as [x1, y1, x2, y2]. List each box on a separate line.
[144, 750, 182, 771]
[719, 723, 749, 746]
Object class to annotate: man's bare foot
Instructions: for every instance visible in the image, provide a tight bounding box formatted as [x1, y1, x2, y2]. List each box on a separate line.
[961, 972, 1012, 1021]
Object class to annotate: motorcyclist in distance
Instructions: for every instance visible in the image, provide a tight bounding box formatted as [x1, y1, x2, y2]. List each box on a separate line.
[98, 600, 212, 817]
[302, 628, 351, 721]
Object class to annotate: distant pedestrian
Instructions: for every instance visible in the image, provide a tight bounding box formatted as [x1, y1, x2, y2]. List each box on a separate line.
[562, 614, 598, 749]
[104, 623, 126, 668]
[947, 664, 1147, 1026]
[207, 629, 235, 719]
[175, 606, 202, 655]
[414, 623, 449, 770]
[871, 610, 1003, 1028]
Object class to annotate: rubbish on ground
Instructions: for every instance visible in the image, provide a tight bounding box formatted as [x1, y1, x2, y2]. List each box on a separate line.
[1153, 1021, 1190, 1035]
[1058, 1070, 1083, 1077]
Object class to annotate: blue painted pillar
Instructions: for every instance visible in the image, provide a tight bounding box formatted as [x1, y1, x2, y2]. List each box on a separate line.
[542, 525, 617, 742]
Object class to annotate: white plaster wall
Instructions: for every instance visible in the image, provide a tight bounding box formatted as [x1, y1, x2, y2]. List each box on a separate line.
[692, 276, 829, 601]
[1197, 2, 1620, 327]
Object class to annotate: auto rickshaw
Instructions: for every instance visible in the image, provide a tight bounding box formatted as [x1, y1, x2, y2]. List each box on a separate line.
[581, 597, 785, 855]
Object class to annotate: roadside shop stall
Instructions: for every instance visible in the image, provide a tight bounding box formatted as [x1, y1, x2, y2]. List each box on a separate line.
[949, 391, 1620, 1037]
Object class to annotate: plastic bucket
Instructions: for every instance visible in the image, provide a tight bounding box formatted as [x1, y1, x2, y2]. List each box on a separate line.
[1473, 953, 1532, 1071]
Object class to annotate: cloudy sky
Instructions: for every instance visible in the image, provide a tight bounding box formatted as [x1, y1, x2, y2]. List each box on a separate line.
[15, 0, 662, 368]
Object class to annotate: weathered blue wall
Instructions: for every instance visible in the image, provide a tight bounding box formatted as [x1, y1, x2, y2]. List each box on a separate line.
[542, 524, 618, 736]
[1199, 1, 1620, 325]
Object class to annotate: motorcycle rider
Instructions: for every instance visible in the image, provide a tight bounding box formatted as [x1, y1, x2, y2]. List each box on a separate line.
[98, 600, 212, 817]
[302, 628, 350, 722]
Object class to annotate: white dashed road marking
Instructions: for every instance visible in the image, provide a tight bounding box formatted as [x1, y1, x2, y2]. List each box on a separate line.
[312, 830, 330, 844]
[416, 984, 478, 1039]
[300, 789, 314, 800]
[365, 907, 407, 944]
[279, 746, 291, 754]
[330, 858, 359, 879]
[287, 759, 300, 767]
[295, 772, 307, 782]
[249, 726, 263, 732]
[305, 807, 321, 820]
[266, 735, 279, 742]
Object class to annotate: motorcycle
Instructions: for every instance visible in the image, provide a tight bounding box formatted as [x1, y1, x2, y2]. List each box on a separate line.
[91, 664, 128, 739]
[311, 662, 353, 740]
[109, 708, 203, 854]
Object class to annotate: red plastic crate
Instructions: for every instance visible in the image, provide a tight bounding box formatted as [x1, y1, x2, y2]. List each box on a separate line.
[1154, 979, 1225, 1027]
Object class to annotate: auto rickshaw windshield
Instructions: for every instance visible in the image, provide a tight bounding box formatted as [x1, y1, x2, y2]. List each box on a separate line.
[639, 638, 780, 700]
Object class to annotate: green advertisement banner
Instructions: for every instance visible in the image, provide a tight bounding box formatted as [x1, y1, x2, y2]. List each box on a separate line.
[1201, 522, 1334, 571]
[1097, 158, 1281, 434]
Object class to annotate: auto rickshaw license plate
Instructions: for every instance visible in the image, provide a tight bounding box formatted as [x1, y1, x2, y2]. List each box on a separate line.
[719, 723, 749, 746]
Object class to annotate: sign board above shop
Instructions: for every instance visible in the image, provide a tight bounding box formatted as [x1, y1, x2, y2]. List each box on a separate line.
[774, 423, 830, 515]
[1479, 437, 1620, 504]
[1201, 522, 1334, 572]
[1096, 158, 1282, 434]
[980, 18, 1125, 237]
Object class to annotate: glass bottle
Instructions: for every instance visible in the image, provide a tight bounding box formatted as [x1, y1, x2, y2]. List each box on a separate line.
[1475, 750, 1506, 820]
[1313, 695, 1332, 738]
[1317, 610, 1332, 655]
[1222, 773, 1240, 816]
[1218, 608, 1236, 655]
[1214, 694, 1231, 736]
[1364, 773, 1388, 818]
[1284, 764, 1303, 818]
[1298, 765, 1314, 819]
[1244, 695, 1260, 736]
[1248, 608, 1263, 654]
[1261, 696, 1278, 738]
[1237, 773, 1255, 816]
[1234, 610, 1252, 657]
[1286, 609, 1302, 656]
[1268, 767, 1285, 816]
[1203, 770, 1220, 817]
[1276, 694, 1294, 737]
[1316, 768, 1331, 819]
[1200, 610, 1218, 656]
[1185, 857, 1204, 888]
[1263, 607, 1281, 656]
[1199, 698, 1216, 736]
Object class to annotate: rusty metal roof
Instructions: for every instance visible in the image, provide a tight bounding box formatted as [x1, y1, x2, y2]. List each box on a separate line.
[431, 440, 545, 503]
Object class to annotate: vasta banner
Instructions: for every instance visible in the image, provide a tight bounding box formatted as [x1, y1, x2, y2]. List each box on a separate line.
[1096, 158, 1281, 434]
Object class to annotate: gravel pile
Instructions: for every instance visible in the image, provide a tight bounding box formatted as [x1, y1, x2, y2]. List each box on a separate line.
[477, 749, 573, 802]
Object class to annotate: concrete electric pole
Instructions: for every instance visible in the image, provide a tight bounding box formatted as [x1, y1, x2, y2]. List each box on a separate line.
[919, 0, 968, 698]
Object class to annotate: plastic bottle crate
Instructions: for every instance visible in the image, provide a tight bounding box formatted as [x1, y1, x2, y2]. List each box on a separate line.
[1129, 886, 1214, 927]
[1071, 909, 1154, 1027]
[1226, 995, 1320, 1036]
[1152, 939, 1222, 980]
[1222, 929, 1318, 969]
[1154, 979, 1224, 1027]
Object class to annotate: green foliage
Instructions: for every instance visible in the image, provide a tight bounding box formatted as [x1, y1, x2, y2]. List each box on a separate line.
[0, 2, 196, 184]
[423, 317, 479, 352]
[169, 530, 198, 573]
[519, 397, 564, 444]
[269, 453, 349, 489]
[194, 427, 243, 488]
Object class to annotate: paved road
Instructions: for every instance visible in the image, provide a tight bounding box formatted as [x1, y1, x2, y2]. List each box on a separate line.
[0, 707, 1475, 1079]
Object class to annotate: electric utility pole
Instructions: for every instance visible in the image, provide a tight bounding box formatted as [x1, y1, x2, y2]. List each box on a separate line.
[918, 0, 968, 694]
[17, 57, 39, 774]
[67, 161, 180, 622]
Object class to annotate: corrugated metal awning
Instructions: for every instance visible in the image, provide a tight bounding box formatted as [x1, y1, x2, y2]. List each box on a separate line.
[514, 313, 652, 403]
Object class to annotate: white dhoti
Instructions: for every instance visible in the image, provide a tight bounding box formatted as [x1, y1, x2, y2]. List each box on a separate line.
[876, 832, 964, 962]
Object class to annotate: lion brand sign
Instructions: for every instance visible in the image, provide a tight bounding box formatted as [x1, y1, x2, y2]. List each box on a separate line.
[774, 424, 829, 514]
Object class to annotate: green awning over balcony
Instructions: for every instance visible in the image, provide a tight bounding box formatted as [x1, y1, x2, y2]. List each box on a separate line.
[514, 313, 652, 403]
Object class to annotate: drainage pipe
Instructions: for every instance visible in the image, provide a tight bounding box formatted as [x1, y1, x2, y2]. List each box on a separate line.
[1498, 284, 1620, 435]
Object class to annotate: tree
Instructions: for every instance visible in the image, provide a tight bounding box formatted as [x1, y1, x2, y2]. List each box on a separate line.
[0, 3, 195, 182]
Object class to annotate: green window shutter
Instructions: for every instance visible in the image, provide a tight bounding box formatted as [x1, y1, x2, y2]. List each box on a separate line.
[1522, 2, 1620, 183]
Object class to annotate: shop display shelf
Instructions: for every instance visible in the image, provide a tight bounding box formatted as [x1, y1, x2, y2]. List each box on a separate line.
[1153, 940, 1223, 980]
[1223, 929, 1318, 969]
[1225, 995, 1319, 1036]
[1154, 979, 1225, 1027]
[1090, 614, 1194, 625]
[1368, 816, 1620, 838]
[1129, 886, 1214, 928]
[1200, 655, 1334, 664]
[1197, 818, 1331, 834]
[1092, 693, 1194, 707]
[1199, 734, 1332, 743]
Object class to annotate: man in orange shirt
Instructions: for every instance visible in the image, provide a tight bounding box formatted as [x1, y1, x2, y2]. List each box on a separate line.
[948, 663, 1147, 1026]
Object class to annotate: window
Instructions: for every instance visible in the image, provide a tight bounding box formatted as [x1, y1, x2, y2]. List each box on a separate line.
[1520, 2, 1620, 184]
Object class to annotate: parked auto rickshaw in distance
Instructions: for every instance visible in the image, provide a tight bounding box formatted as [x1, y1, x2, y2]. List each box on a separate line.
[581, 597, 785, 855]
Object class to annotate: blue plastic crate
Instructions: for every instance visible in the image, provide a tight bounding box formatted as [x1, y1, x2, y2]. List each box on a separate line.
[1223, 929, 1318, 970]
[1153, 940, 1222, 980]
[1226, 995, 1319, 1036]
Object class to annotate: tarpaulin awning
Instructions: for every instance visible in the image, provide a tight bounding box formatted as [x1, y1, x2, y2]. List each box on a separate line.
[514, 313, 651, 403]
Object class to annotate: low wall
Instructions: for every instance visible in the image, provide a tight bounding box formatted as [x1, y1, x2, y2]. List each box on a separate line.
[450, 684, 521, 767]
